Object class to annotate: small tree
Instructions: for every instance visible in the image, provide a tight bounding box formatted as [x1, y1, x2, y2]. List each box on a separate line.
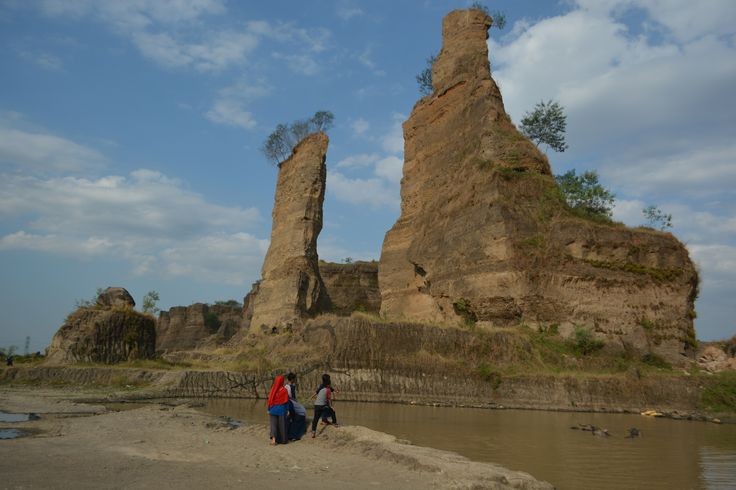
[642, 205, 672, 230]
[416, 54, 437, 97]
[0, 345, 18, 359]
[311, 111, 335, 132]
[261, 111, 334, 165]
[142, 290, 160, 315]
[520, 100, 569, 153]
[555, 170, 615, 218]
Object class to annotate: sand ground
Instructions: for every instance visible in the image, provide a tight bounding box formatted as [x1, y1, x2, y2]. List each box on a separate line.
[0, 387, 552, 489]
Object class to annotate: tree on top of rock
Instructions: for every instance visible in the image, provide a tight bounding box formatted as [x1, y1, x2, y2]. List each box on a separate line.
[261, 111, 334, 165]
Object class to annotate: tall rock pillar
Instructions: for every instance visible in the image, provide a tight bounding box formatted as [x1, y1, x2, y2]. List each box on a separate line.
[248, 132, 329, 333]
[378, 9, 698, 364]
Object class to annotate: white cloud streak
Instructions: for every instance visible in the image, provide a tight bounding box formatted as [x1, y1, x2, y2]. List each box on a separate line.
[0, 127, 106, 173]
[0, 169, 266, 285]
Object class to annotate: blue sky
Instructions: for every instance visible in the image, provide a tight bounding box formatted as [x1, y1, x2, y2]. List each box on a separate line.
[0, 0, 734, 353]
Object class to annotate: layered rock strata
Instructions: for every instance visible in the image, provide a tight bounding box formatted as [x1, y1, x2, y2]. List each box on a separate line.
[319, 261, 381, 315]
[156, 303, 242, 352]
[248, 132, 329, 333]
[378, 9, 698, 363]
[46, 288, 155, 364]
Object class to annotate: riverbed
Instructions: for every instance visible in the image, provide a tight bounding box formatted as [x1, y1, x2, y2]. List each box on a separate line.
[198, 398, 736, 490]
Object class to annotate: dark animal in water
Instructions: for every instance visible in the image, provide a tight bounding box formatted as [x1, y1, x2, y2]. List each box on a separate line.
[625, 427, 641, 438]
[571, 424, 611, 436]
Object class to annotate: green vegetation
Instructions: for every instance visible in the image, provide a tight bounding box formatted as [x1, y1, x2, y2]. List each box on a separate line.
[642, 205, 673, 230]
[555, 169, 615, 219]
[261, 110, 334, 165]
[416, 54, 437, 96]
[142, 290, 160, 315]
[204, 311, 222, 331]
[641, 353, 671, 369]
[214, 299, 242, 307]
[520, 100, 569, 153]
[74, 287, 104, 309]
[477, 362, 502, 389]
[452, 298, 477, 327]
[585, 258, 682, 282]
[699, 372, 736, 413]
[571, 326, 605, 355]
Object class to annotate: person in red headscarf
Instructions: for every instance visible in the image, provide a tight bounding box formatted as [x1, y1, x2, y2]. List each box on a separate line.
[267, 374, 290, 445]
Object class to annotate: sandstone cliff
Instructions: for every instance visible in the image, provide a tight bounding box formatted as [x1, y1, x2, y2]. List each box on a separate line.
[378, 9, 698, 363]
[247, 132, 329, 333]
[319, 260, 381, 315]
[45, 287, 155, 364]
[156, 302, 241, 352]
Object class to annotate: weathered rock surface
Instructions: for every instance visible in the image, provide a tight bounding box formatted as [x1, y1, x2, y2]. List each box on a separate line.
[378, 8, 698, 363]
[156, 303, 242, 352]
[46, 295, 155, 365]
[697, 343, 736, 373]
[319, 260, 381, 315]
[248, 132, 328, 333]
[96, 287, 135, 309]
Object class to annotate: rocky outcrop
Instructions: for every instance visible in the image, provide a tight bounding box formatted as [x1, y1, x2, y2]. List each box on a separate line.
[248, 132, 329, 333]
[96, 287, 135, 308]
[378, 8, 698, 364]
[697, 342, 736, 373]
[156, 303, 242, 352]
[319, 261, 381, 315]
[45, 288, 155, 364]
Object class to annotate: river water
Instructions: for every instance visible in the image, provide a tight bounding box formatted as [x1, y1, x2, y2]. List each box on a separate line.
[198, 398, 736, 490]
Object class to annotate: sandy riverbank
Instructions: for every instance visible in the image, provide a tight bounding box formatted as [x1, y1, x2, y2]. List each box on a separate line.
[0, 387, 553, 489]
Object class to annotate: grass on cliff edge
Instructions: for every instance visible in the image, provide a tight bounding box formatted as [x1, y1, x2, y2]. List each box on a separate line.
[699, 371, 736, 413]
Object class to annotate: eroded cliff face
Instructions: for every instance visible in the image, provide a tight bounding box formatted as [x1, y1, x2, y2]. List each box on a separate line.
[319, 261, 381, 315]
[248, 132, 329, 333]
[156, 303, 241, 352]
[378, 9, 698, 363]
[46, 288, 155, 365]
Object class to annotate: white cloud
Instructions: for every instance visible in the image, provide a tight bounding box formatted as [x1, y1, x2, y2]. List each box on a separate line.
[132, 30, 258, 72]
[336, 1, 364, 21]
[17, 50, 63, 70]
[0, 127, 106, 173]
[688, 244, 736, 288]
[375, 156, 403, 184]
[159, 232, 268, 285]
[357, 47, 385, 76]
[381, 114, 405, 154]
[327, 172, 399, 209]
[40, 0, 226, 31]
[336, 153, 380, 169]
[602, 142, 736, 200]
[574, 0, 736, 42]
[351, 118, 370, 136]
[0, 169, 265, 285]
[273, 52, 320, 76]
[205, 78, 271, 130]
[246, 20, 330, 52]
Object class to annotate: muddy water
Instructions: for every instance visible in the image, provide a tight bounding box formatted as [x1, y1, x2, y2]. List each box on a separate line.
[199, 399, 736, 490]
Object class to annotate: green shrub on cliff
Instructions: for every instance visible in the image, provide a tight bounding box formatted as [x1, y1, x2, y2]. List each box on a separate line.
[571, 327, 604, 355]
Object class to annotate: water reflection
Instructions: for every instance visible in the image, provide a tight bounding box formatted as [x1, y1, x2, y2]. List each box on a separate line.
[199, 399, 736, 490]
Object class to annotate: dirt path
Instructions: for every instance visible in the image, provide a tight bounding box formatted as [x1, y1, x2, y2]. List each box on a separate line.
[0, 387, 552, 489]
